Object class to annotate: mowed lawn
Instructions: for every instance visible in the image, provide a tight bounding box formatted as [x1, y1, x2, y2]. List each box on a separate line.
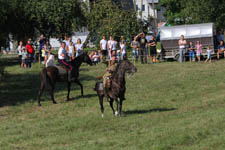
[1, 55, 225, 150]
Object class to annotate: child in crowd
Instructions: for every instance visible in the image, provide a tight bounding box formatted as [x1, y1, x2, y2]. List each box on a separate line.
[195, 41, 202, 62]
[44, 41, 52, 65]
[68, 41, 75, 61]
[205, 46, 212, 63]
[21, 47, 27, 68]
[188, 41, 195, 62]
[92, 51, 100, 65]
[120, 40, 127, 60]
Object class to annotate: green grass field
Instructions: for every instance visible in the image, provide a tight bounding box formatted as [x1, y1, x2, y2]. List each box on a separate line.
[0, 55, 225, 150]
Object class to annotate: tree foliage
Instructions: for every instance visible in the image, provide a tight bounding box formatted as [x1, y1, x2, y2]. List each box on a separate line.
[160, 0, 225, 30]
[0, 0, 86, 48]
[87, 0, 146, 46]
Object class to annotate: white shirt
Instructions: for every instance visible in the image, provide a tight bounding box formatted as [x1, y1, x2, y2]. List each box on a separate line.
[75, 44, 83, 52]
[120, 44, 126, 54]
[75, 44, 83, 57]
[58, 47, 67, 60]
[108, 40, 113, 50]
[93, 54, 99, 62]
[68, 45, 74, 57]
[111, 41, 117, 50]
[100, 39, 107, 50]
[17, 45, 23, 55]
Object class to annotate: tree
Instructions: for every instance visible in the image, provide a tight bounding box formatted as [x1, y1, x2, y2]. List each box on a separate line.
[87, 0, 146, 47]
[160, 0, 225, 30]
[0, 0, 87, 47]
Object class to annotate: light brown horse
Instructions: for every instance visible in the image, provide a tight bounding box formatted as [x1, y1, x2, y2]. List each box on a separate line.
[38, 52, 92, 106]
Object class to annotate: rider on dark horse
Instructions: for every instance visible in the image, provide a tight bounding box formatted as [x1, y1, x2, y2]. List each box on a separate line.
[102, 53, 118, 101]
[58, 42, 73, 81]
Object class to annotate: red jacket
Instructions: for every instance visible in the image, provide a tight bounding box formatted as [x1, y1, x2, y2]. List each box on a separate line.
[26, 44, 34, 54]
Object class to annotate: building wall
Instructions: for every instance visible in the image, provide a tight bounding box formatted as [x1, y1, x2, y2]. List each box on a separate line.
[135, 0, 157, 20]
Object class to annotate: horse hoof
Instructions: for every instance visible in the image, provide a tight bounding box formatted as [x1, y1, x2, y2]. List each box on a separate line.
[38, 104, 42, 107]
[115, 111, 118, 116]
[101, 114, 104, 118]
[53, 102, 57, 104]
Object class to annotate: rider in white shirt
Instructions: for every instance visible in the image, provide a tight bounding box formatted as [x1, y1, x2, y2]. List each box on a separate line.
[58, 42, 73, 81]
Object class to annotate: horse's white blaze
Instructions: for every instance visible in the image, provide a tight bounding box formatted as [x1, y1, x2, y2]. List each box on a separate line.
[101, 114, 104, 118]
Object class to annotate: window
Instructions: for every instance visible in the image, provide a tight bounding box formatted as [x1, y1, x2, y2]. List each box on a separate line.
[142, 5, 145, 11]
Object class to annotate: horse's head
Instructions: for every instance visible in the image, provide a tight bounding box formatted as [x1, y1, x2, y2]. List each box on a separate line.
[83, 51, 93, 66]
[74, 51, 92, 66]
[120, 60, 137, 75]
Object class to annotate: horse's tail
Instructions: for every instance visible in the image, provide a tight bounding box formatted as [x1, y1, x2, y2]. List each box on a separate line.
[41, 68, 50, 90]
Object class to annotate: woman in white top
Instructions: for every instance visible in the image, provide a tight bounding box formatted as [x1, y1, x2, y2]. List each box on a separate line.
[178, 35, 187, 62]
[68, 41, 75, 60]
[17, 41, 23, 59]
[120, 40, 126, 60]
[75, 38, 83, 57]
[107, 36, 113, 59]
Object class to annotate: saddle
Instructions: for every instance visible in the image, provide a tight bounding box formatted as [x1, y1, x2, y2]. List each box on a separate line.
[55, 65, 70, 81]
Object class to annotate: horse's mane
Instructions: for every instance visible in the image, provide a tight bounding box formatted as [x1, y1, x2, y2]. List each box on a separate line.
[70, 52, 85, 64]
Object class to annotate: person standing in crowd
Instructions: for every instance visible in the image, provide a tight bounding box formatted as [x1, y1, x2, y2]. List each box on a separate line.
[17, 41, 23, 63]
[63, 35, 70, 51]
[188, 41, 195, 62]
[25, 39, 35, 68]
[120, 35, 126, 46]
[195, 41, 202, 62]
[21, 47, 27, 68]
[75, 38, 83, 57]
[100, 35, 108, 62]
[38, 34, 45, 64]
[217, 40, 225, 60]
[120, 40, 126, 60]
[68, 41, 75, 61]
[43, 40, 52, 65]
[107, 36, 113, 59]
[58, 42, 73, 81]
[131, 37, 139, 62]
[136, 32, 148, 64]
[110, 36, 117, 57]
[205, 46, 212, 63]
[149, 35, 157, 64]
[178, 35, 187, 62]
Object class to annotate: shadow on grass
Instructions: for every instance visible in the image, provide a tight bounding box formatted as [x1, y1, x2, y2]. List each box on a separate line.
[68, 93, 97, 101]
[124, 108, 176, 115]
[0, 67, 96, 107]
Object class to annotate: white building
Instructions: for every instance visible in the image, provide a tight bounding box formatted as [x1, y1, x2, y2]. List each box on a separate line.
[134, 0, 158, 20]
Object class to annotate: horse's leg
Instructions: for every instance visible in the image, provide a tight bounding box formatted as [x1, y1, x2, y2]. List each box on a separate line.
[49, 84, 57, 104]
[75, 79, 83, 96]
[98, 95, 104, 118]
[109, 99, 115, 115]
[38, 82, 45, 106]
[119, 99, 123, 116]
[67, 81, 71, 101]
[115, 98, 120, 117]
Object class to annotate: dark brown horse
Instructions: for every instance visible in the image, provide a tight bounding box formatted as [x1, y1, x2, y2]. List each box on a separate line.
[94, 60, 137, 117]
[38, 52, 92, 106]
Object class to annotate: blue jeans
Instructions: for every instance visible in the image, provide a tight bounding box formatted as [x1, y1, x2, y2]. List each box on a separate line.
[179, 48, 186, 62]
[189, 50, 195, 59]
[132, 49, 139, 61]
